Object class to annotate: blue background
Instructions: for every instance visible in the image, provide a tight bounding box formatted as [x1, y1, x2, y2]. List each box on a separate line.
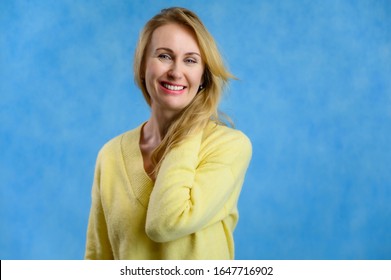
[1, 0, 390, 259]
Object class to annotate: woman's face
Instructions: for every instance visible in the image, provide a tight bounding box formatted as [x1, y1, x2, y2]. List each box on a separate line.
[144, 23, 204, 116]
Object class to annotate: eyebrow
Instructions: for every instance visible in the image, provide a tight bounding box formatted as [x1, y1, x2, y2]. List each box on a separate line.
[155, 47, 201, 57]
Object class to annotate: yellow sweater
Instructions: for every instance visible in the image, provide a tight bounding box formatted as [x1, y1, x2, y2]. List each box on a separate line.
[84, 121, 252, 259]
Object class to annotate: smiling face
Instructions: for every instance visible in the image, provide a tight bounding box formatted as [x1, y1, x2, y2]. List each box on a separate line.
[144, 23, 205, 117]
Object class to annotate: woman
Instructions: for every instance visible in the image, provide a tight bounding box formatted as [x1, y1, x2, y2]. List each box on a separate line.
[85, 7, 252, 260]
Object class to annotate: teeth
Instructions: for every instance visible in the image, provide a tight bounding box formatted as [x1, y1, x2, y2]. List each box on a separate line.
[163, 83, 185, 91]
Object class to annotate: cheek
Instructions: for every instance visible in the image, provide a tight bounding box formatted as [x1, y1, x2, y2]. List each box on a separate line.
[144, 64, 157, 94]
[144, 62, 156, 80]
[145, 58, 163, 78]
[192, 68, 205, 85]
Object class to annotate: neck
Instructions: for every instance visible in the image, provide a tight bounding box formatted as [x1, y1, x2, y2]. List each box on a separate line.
[143, 109, 178, 145]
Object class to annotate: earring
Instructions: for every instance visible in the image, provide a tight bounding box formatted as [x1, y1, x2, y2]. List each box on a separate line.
[198, 84, 204, 91]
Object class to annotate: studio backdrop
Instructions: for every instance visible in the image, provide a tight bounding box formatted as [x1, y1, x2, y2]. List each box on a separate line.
[1, 0, 390, 259]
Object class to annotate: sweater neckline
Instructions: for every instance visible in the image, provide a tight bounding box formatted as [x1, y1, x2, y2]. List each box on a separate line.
[121, 123, 154, 208]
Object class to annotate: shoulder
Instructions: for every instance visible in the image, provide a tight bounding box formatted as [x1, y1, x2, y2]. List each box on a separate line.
[97, 125, 142, 161]
[203, 121, 252, 147]
[201, 121, 252, 157]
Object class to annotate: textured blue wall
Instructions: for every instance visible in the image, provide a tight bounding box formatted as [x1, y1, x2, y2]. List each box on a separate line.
[1, 0, 390, 259]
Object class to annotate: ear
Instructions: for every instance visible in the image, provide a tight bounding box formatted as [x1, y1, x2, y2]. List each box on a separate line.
[198, 84, 204, 92]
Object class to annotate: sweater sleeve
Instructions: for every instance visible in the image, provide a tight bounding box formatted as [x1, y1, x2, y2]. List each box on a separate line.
[145, 126, 252, 243]
[84, 150, 114, 260]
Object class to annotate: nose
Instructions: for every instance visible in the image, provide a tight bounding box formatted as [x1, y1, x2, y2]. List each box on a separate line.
[167, 62, 183, 80]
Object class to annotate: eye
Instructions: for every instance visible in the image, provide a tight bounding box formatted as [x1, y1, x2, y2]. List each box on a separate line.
[185, 57, 198, 64]
[158, 54, 172, 61]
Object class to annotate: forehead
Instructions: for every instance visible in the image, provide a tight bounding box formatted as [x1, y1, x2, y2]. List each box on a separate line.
[149, 23, 200, 53]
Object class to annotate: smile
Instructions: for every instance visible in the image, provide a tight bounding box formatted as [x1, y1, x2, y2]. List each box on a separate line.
[161, 82, 186, 91]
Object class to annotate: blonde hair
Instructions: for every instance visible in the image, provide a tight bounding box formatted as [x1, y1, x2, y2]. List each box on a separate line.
[134, 7, 235, 175]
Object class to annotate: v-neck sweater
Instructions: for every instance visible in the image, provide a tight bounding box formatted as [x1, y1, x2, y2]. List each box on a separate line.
[85, 121, 252, 259]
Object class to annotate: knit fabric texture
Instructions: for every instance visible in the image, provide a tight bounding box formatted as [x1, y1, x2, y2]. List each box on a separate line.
[85, 121, 252, 259]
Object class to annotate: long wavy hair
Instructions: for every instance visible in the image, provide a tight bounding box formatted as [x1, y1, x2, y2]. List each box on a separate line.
[134, 7, 235, 176]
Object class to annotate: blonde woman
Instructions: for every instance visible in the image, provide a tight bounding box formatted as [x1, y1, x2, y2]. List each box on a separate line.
[85, 7, 252, 260]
